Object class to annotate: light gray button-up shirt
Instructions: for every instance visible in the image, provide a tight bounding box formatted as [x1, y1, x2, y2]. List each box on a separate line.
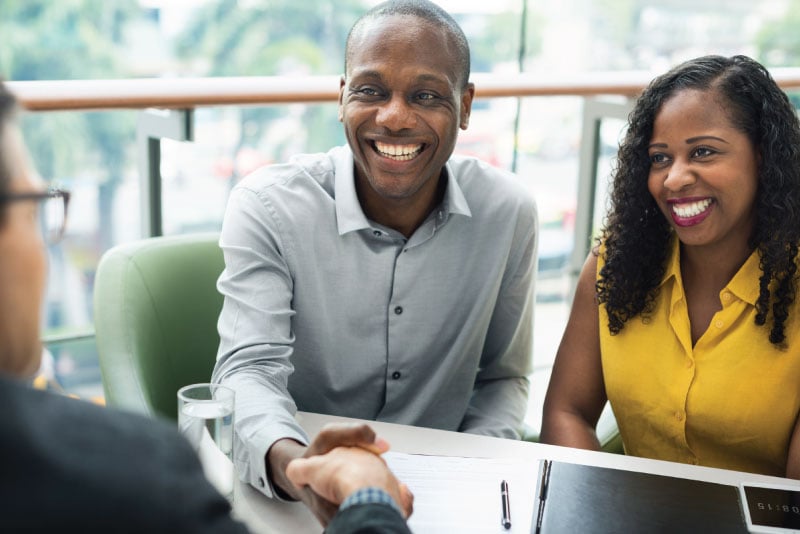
[213, 145, 537, 498]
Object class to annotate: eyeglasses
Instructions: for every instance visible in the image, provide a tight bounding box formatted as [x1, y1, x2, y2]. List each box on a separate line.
[0, 188, 71, 244]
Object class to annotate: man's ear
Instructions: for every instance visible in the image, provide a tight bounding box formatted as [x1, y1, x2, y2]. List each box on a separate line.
[338, 76, 346, 122]
[460, 82, 475, 130]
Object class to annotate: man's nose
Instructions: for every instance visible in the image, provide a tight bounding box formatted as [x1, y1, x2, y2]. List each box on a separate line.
[375, 95, 415, 130]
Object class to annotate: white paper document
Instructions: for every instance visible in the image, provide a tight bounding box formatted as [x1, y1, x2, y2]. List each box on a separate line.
[384, 452, 538, 533]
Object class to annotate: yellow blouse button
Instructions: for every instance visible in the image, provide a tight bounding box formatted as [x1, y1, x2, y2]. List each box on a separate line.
[675, 412, 684, 421]
[685, 359, 694, 368]
[715, 320, 724, 329]
[722, 292, 732, 302]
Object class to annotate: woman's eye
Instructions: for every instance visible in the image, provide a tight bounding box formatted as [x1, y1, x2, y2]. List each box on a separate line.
[649, 153, 667, 165]
[693, 147, 715, 157]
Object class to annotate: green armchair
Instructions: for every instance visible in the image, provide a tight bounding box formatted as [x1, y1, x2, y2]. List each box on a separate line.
[93, 233, 224, 421]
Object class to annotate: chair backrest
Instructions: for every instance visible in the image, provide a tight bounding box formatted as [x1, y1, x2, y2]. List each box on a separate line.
[93, 233, 224, 421]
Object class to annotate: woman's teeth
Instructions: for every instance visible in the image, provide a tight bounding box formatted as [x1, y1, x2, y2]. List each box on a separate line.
[672, 198, 712, 218]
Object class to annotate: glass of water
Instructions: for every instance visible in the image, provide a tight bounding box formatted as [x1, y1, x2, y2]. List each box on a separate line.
[177, 383, 235, 501]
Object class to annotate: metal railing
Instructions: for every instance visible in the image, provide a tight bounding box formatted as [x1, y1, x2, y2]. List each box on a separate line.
[10, 70, 800, 346]
[12, 69, 800, 111]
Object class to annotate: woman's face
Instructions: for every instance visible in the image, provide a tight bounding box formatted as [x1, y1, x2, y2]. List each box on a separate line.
[0, 124, 47, 378]
[646, 88, 759, 257]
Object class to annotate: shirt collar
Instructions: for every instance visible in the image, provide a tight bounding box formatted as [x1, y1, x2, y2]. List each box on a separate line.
[442, 159, 472, 218]
[660, 234, 761, 305]
[333, 146, 370, 235]
[660, 236, 681, 289]
[725, 247, 761, 305]
[333, 146, 472, 236]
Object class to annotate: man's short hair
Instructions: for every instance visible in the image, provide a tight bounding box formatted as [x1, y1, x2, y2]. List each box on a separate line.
[344, 0, 471, 88]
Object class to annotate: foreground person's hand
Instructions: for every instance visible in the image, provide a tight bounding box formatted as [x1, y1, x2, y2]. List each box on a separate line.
[286, 445, 414, 520]
[267, 422, 394, 525]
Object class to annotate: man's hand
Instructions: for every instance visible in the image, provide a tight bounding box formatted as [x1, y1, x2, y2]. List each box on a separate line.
[287, 446, 414, 519]
[266, 423, 392, 525]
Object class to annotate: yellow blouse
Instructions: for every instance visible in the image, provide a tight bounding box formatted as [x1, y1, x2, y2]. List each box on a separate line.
[599, 239, 800, 476]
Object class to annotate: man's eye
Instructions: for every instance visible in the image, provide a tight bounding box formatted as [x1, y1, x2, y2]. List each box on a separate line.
[354, 87, 380, 97]
[416, 92, 441, 102]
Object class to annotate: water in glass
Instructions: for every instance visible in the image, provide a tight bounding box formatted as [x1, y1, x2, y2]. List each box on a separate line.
[178, 384, 235, 501]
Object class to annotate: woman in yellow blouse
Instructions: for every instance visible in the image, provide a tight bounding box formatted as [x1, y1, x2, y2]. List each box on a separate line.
[541, 55, 800, 479]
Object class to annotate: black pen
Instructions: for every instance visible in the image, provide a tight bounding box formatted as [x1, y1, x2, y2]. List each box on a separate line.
[501, 480, 512, 529]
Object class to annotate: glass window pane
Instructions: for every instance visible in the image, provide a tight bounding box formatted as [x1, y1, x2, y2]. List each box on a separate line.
[5, 0, 798, 434]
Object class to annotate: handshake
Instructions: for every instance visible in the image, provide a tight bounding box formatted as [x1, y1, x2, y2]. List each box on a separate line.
[284, 423, 414, 529]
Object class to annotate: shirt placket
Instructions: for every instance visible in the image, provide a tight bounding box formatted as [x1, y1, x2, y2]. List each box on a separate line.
[668, 286, 698, 464]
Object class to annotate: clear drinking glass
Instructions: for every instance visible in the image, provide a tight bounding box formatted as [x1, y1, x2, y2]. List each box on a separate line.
[177, 383, 235, 501]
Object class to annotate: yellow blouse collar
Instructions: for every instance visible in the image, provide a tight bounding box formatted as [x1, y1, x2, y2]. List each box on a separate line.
[660, 235, 761, 306]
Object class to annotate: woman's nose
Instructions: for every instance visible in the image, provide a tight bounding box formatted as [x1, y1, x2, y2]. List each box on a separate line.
[663, 159, 696, 191]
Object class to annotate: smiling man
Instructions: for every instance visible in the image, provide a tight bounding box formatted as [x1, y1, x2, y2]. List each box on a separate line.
[213, 0, 538, 523]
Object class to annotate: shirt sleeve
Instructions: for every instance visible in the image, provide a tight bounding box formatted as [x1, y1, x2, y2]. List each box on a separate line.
[339, 487, 405, 516]
[328, 488, 412, 534]
[212, 184, 309, 499]
[459, 199, 538, 439]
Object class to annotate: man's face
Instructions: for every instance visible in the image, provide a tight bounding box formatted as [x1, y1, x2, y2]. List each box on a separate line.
[339, 15, 474, 210]
[0, 125, 47, 378]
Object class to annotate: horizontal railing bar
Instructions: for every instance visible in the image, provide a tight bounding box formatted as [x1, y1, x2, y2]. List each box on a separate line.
[43, 330, 96, 345]
[11, 69, 800, 112]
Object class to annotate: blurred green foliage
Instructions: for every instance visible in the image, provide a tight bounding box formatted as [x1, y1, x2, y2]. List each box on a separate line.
[1, 0, 139, 252]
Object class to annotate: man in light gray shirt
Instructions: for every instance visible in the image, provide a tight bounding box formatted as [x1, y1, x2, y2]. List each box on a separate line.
[213, 0, 538, 523]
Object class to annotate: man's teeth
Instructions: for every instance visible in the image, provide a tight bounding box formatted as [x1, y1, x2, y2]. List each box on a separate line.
[672, 198, 712, 218]
[375, 142, 422, 161]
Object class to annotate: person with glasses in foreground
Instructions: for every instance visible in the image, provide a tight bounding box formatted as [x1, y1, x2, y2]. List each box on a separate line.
[0, 81, 413, 532]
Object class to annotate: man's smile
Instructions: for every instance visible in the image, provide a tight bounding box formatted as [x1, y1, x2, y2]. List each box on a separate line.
[373, 141, 424, 161]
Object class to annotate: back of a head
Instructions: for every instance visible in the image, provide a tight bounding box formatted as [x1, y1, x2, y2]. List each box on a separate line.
[0, 83, 17, 203]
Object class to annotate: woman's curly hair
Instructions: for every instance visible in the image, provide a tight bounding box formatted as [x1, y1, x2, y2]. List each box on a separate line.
[597, 55, 800, 346]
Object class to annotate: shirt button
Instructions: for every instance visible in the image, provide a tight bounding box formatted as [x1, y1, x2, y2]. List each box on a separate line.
[258, 477, 265, 488]
[685, 359, 693, 368]
[392, 371, 401, 380]
[373, 230, 381, 237]
[715, 320, 724, 329]
[394, 306, 403, 315]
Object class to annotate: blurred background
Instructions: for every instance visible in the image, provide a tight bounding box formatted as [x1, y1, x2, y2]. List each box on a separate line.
[2, 0, 799, 432]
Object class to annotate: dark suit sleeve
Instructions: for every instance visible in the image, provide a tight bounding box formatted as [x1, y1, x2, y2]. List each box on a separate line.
[325, 503, 412, 534]
[0, 379, 252, 533]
